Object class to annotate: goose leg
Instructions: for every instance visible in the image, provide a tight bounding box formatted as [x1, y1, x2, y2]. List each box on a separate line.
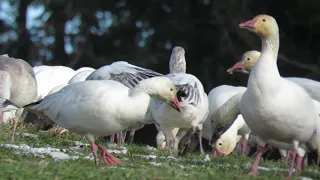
[116, 132, 123, 146]
[96, 144, 122, 166]
[195, 124, 204, 155]
[128, 130, 135, 144]
[287, 150, 297, 179]
[295, 155, 303, 173]
[241, 141, 247, 155]
[110, 135, 115, 144]
[10, 113, 19, 143]
[248, 145, 265, 176]
[122, 130, 127, 144]
[86, 135, 99, 166]
[162, 125, 174, 156]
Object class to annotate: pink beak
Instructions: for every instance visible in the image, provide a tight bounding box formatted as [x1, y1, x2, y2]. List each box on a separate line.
[157, 143, 165, 150]
[169, 97, 182, 112]
[212, 149, 227, 157]
[227, 61, 244, 74]
[239, 18, 257, 29]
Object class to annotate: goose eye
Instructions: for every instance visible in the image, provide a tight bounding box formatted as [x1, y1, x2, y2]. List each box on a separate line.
[262, 19, 266, 22]
[247, 58, 250, 61]
[218, 143, 222, 146]
[170, 88, 173, 91]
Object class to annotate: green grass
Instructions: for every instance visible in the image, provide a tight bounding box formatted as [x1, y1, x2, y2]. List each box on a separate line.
[0, 123, 319, 180]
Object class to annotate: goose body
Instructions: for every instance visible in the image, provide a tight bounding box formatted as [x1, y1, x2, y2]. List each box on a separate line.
[238, 14, 320, 178]
[0, 54, 37, 142]
[26, 76, 181, 166]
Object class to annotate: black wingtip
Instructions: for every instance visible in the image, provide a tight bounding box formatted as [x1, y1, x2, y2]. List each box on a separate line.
[3, 99, 20, 109]
[23, 100, 43, 108]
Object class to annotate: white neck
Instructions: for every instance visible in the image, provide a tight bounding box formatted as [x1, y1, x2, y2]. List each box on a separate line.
[261, 33, 279, 61]
[247, 31, 281, 91]
[122, 79, 159, 123]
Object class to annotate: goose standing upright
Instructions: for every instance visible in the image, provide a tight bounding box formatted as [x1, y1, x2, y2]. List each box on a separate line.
[238, 14, 320, 178]
[25, 77, 182, 166]
[151, 46, 209, 155]
[0, 54, 37, 143]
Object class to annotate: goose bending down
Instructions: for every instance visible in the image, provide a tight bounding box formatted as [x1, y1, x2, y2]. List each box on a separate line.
[205, 86, 249, 156]
[155, 122, 180, 150]
[86, 61, 163, 145]
[0, 54, 37, 143]
[237, 14, 320, 178]
[25, 76, 182, 166]
[151, 46, 209, 155]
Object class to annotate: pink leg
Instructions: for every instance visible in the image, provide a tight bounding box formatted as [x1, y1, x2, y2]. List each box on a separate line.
[89, 142, 99, 166]
[110, 135, 115, 144]
[287, 150, 297, 180]
[96, 144, 122, 166]
[295, 156, 303, 173]
[241, 141, 247, 155]
[248, 145, 265, 176]
[0, 114, 3, 123]
[10, 117, 19, 143]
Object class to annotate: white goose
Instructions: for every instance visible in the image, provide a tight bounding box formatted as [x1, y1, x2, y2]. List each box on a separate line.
[0, 54, 38, 143]
[202, 85, 248, 156]
[25, 76, 182, 166]
[238, 14, 320, 178]
[150, 46, 209, 155]
[86, 61, 163, 145]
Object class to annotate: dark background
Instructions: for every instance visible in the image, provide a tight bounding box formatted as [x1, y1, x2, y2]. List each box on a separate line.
[1, 0, 320, 146]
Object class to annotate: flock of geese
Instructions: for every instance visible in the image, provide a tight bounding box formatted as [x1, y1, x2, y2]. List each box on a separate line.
[0, 14, 319, 179]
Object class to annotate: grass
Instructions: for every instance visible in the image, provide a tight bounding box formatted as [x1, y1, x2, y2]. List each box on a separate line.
[0, 123, 319, 180]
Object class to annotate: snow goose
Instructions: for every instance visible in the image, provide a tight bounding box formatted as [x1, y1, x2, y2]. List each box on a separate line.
[25, 76, 181, 166]
[0, 54, 37, 142]
[238, 14, 320, 178]
[150, 46, 209, 155]
[205, 86, 249, 156]
[228, 50, 320, 102]
[86, 61, 163, 145]
[155, 122, 180, 150]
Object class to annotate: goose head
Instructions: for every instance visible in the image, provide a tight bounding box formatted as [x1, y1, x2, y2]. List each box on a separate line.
[227, 50, 261, 74]
[146, 77, 182, 112]
[213, 131, 238, 157]
[239, 14, 279, 39]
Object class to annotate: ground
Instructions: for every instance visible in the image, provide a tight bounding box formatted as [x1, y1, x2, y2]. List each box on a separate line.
[0, 123, 319, 180]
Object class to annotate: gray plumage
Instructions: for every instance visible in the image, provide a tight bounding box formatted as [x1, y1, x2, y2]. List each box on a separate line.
[86, 61, 163, 89]
[210, 92, 243, 145]
[0, 55, 37, 111]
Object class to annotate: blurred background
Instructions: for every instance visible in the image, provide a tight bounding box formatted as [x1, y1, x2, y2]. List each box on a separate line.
[1, 0, 320, 145]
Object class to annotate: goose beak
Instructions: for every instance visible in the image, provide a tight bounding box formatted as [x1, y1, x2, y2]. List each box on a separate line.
[212, 149, 227, 157]
[239, 18, 257, 30]
[227, 61, 244, 74]
[169, 97, 182, 112]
